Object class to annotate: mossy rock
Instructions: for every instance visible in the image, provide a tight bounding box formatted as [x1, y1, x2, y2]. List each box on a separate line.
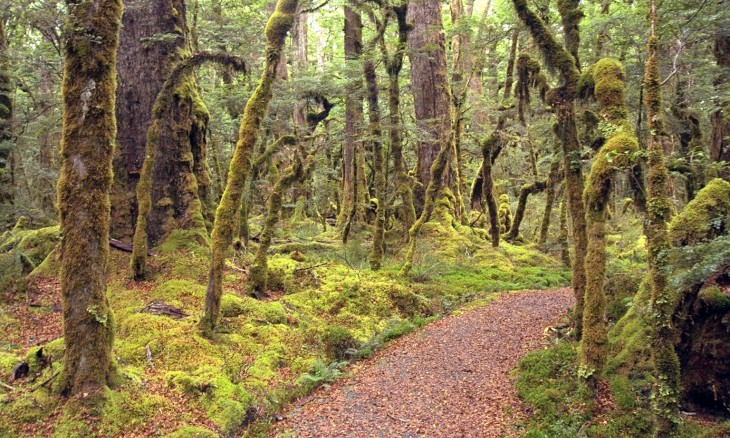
[0, 224, 60, 286]
[221, 295, 288, 324]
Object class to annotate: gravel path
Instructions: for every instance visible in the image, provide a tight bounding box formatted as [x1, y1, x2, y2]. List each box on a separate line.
[272, 287, 574, 438]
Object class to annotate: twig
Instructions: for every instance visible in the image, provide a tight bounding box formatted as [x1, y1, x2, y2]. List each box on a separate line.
[0, 381, 14, 391]
[145, 345, 154, 367]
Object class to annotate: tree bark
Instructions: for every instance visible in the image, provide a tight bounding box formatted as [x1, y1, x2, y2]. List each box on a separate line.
[407, 0, 452, 213]
[57, 0, 122, 399]
[365, 55, 386, 270]
[112, 0, 211, 244]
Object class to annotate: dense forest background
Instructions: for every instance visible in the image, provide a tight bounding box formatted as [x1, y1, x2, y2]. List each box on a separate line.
[0, 0, 729, 436]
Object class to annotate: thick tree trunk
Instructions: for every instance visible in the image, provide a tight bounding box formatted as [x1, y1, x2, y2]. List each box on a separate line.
[407, 0, 452, 213]
[201, 0, 297, 336]
[711, 13, 730, 180]
[112, 0, 211, 244]
[336, 0, 366, 239]
[57, 0, 122, 399]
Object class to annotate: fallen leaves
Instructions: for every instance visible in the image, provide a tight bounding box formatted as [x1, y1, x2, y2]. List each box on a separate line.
[272, 288, 574, 437]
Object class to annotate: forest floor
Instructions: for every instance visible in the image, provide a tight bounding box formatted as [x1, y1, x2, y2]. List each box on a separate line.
[271, 287, 574, 438]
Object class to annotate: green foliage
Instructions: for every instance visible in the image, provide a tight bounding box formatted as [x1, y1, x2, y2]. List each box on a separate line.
[295, 359, 347, 391]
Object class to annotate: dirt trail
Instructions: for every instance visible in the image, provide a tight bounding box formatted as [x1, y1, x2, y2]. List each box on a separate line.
[271, 287, 574, 437]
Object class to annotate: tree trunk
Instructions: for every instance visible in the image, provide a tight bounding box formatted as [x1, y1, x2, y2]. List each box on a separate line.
[508, 180, 547, 241]
[57, 0, 122, 399]
[0, 17, 13, 217]
[513, 0, 588, 339]
[201, 0, 297, 336]
[407, 0, 452, 213]
[645, 2, 681, 433]
[336, 0, 365, 240]
[365, 56, 386, 270]
[112, 0, 211, 244]
[711, 6, 730, 180]
[539, 144, 562, 245]
[383, 3, 416, 236]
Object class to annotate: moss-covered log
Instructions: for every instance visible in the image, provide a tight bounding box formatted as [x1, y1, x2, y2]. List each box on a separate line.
[580, 58, 638, 379]
[508, 180, 547, 242]
[201, 0, 298, 336]
[512, 0, 588, 339]
[56, 0, 123, 399]
[131, 52, 247, 280]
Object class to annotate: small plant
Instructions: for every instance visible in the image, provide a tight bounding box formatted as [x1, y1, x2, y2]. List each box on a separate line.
[295, 359, 347, 390]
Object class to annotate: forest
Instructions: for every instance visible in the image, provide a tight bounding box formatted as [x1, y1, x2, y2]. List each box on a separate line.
[0, 0, 729, 436]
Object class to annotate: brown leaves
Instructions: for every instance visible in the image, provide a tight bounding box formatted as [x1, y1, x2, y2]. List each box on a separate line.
[273, 288, 574, 437]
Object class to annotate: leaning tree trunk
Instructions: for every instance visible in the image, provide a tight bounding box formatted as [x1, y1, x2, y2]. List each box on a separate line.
[201, 0, 298, 336]
[112, 0, 211, 243]
[711, 1, 730, 181]
[0, 17, 13, 215]
[508, 180, 547, 241]
[645, 2, 680, 434]
[57, 0, 122, 400]
[513, 0, 588, 339]
[407, 0, 453, 213]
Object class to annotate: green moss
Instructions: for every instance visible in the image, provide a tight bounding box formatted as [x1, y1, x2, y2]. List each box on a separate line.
[164, 425, 218, 438]
[698, 286, 730, 310]
[321, 326, 358, 360]
[668, 178, 730, 246]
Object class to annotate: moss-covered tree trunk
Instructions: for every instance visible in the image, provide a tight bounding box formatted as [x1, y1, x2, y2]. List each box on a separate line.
[580, 58, 638, 378]
[539, 144, 562, 245]
[711, 1, 730, 181]
[57, 0, 122, 398]
[364, 56, 386, 270]
[383, 3, 415, 236]
[0, 16, 13, 218]
[112, 0, 212, 244]
[132, 53, 246, 280]
[508, 180, 547, 241]
[512, 0, 588, 338]
[407, 0, 453, 213]
[336, 0, 365, 240]
[645, 2, 680, 434]
[201, 0, 298, 336]
[250, 155, 304, 297]
[477, 132, 502, 247]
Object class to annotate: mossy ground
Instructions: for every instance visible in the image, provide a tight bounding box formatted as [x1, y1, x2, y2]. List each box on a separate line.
[0, 211, 570, 436]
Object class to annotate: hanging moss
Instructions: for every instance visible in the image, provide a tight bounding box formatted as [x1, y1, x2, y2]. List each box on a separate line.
[56, 0, 123, 400]
[516, 53, 549, 124]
